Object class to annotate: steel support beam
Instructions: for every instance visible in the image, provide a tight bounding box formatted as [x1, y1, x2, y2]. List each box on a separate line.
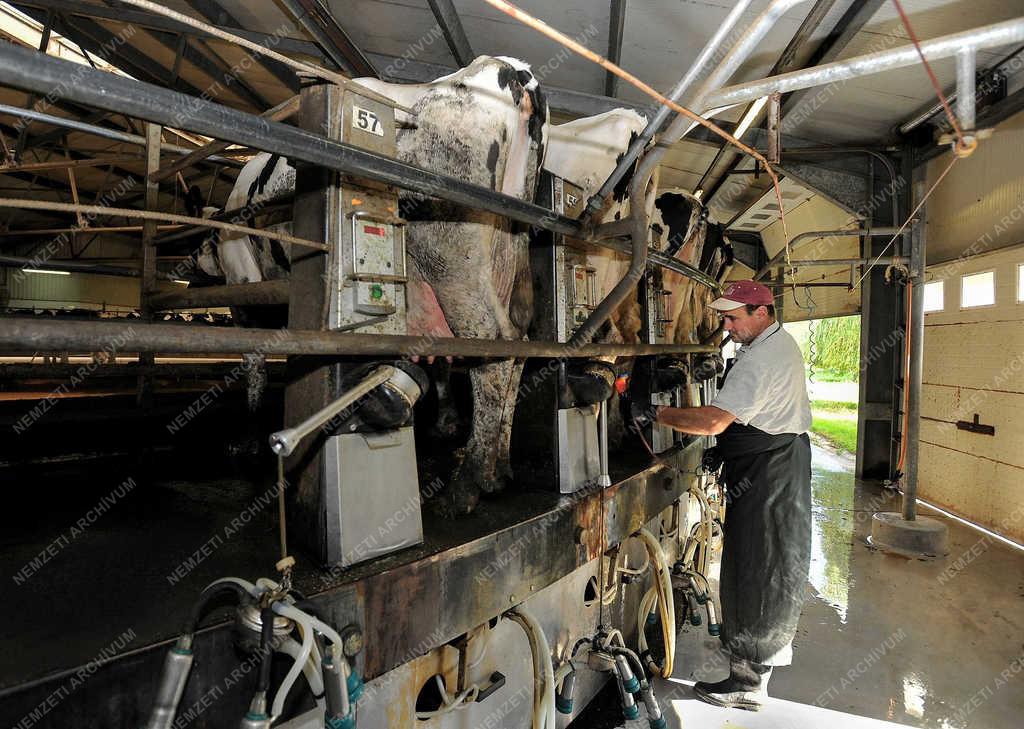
[427, 0, 475, 67]
[902, 170, 927, 519]
[101, 0, 269, 110]
[12, 7, 54, 162]
[27, 10, 206, 98]
[702, 0, 844, 203]
[605, 0, 627, 98]
[779, 0, 885, 124]
[184, 0, 301, 91]
[11, 0, 321, 64]
[149, 95, 299, 183]
[279, 0, 377, 77]
[0, 103, 243, 167]
[137, 122, 160, 405]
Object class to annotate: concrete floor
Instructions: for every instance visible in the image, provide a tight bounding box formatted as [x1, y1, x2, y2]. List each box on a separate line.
[644, 441, 1024, 729]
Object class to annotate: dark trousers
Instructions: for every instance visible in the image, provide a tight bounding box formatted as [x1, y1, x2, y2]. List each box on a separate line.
[716, 424, 812, 665]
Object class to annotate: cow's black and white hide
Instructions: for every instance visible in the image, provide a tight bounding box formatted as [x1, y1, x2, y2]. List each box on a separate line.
[652, 188, 732, 393]
[194, 56, 547, 515]
[357, 56, 548, 514]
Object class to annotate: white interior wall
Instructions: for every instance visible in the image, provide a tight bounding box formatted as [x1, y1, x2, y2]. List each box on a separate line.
[916, 105, 1024, 543]
[919, 243, 1024, 543]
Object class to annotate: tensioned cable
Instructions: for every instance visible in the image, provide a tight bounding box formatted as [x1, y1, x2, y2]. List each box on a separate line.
[853, 154, 958, 287]
[891, 0, 976, 158]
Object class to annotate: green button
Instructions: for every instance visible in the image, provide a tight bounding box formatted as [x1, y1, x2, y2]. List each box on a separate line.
[370, 284, 383, 300]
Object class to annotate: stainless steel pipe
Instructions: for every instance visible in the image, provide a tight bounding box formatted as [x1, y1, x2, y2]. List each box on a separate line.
[583, 0, 757, 217]
[753, 227, 903, 280]
[705, 17, 1024, 108]
[269, 365, 394, 456]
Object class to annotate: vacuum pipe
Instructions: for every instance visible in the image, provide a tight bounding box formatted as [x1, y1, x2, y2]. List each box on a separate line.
[584, 0, 756, 217]
[753, 227, 903, 280]
[570, 0, 808, 346]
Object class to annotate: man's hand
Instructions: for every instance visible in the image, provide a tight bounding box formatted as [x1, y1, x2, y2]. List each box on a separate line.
[656, 405, 735, 436]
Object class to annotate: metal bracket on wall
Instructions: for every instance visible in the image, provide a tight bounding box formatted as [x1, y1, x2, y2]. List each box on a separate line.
[956, 413, 995, 436]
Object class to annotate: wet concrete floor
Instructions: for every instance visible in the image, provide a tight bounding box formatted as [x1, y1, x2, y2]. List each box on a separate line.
[653, 441, 1024, 729]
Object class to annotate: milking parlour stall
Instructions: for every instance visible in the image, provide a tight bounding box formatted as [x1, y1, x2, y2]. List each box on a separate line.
[2, 2, 1023, 729]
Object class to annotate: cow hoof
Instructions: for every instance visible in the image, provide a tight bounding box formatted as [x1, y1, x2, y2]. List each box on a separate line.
[437, 480, 480, 517]
[482, 460, 513, 495]
[431, 410, 461, 440]
[655, 358, 689, 389]
[567, 361, 616, 405]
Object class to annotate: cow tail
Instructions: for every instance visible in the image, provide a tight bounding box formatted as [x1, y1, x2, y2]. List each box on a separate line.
[243, 352, 267, 413]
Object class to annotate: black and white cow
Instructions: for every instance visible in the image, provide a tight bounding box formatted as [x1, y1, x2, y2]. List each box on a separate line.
[194, 56, 547, 515]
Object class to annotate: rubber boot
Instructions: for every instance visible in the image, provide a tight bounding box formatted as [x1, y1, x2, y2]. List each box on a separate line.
[693, 656, 773, 711]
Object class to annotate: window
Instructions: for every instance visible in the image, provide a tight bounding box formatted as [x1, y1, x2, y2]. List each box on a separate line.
[961, 270, 995, 308]
[1018, 263, 1024, 303]
[923, 280, 944, 313]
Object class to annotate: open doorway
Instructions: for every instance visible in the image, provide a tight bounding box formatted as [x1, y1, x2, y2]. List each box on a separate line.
[787, 315, 860, 456]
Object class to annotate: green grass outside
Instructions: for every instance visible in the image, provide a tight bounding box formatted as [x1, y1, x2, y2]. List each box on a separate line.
[811, 414, 858, 453]
[811, 399, 858, 413]
[809, 366, 852, 383]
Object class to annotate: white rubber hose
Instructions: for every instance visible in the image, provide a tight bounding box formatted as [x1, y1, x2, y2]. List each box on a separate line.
[636, 528, 675, 678]
[270, 604, 315, 719]
[508, 607, 556, 729]
[277, 636, 327, 715]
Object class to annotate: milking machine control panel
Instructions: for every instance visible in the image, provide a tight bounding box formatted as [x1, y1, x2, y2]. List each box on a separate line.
[551, 176, 601, 340]
[514, 171, 604, 494]
[331, 89, 408, 336]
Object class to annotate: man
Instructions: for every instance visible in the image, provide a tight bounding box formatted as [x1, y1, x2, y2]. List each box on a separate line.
[654, 280, 812, 711]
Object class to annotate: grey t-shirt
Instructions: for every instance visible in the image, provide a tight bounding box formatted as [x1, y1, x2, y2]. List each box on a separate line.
[712, 321, 812, 435]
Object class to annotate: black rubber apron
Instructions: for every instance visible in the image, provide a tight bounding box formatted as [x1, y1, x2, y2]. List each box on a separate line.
[715, 421, 812, 664]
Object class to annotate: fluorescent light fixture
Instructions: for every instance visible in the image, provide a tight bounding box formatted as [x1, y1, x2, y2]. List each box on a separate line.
[693, 188, 704, 200]
[24, 268, 70, 276]
[733, 96, 769, 140]
[174, 279, 190, 285]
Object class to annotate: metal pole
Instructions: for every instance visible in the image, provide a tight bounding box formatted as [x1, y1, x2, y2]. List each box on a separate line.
[956, 47, 977, 133]
[149, 95, 299, 183]
[753, 227, 903, 280]
[138, 122, 160, 406]
[786, 256, 908, 266]
[573, 0, 807, 342]
[705, 17, 1024, 108]
[149, 281, 288, 309]
[269, 365, 394, 457]
[0, 103, 243, 166]
[0, 318, 719, 358]
[583, 0, 756, 217]
[902, 174, 927, 521]
[0, 42, 581, 236]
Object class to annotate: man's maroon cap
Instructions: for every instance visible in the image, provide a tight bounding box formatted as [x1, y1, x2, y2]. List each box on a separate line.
[709, 279, 774, 310]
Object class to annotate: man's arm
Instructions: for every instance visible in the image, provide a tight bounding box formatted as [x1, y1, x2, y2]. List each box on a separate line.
[655, 405, 735, 436]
